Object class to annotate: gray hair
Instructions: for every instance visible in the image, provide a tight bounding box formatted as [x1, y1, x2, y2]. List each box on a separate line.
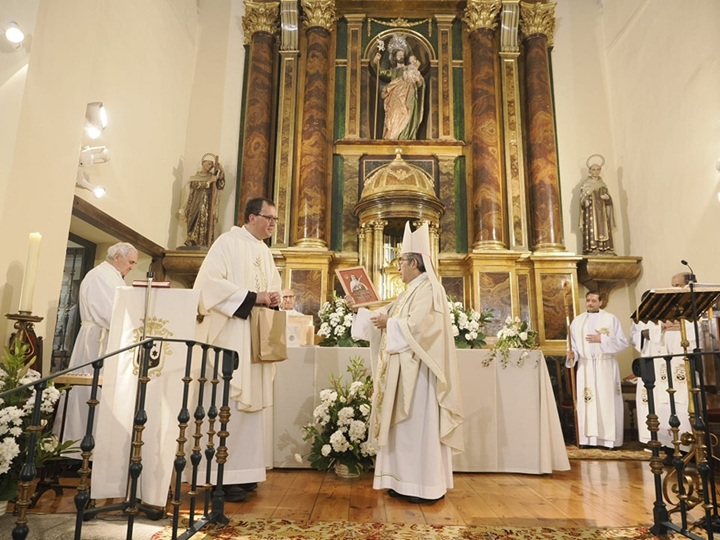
[106, 242, 137, 261]
[405, 252, 426, 272]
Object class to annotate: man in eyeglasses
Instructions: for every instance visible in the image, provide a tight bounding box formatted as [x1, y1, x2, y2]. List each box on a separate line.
[280, 289, 302, 316]
[193, 197, 282, 502]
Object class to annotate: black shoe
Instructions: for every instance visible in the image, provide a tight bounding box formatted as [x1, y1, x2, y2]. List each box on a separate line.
[387, 489, 403, 498]
[214, 484, 248, 502]
[239, 482, 258, 492]
[406, 494, 445, 505]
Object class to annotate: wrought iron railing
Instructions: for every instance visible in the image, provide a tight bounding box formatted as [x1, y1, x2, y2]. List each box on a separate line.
[0, 337, 239, 540]
[634, 349, 720, 540]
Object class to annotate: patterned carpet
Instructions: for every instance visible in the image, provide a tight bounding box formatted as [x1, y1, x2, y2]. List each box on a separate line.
[150, 518, 662, 540]
[566, 441, 651, 461]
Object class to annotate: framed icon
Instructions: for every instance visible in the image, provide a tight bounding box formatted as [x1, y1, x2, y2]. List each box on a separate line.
[335, 266, 380, 307]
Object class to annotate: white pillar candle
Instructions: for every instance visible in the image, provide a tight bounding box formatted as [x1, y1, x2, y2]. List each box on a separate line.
[18, 232, 42, 313]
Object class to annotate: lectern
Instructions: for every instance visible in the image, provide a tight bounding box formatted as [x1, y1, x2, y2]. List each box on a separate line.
[631, 285, 720, 537]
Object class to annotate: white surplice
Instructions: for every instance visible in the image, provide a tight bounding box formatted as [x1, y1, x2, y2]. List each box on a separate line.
[52, 261, 125, 457]
[567, 310, 628, 448]
[631, 320, 695, 448]
[91, 287, 199, 507]
[192, 225, 281, 485]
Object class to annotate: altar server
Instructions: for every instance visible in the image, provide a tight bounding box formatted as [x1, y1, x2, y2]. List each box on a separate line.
[350, 222, 463, 504]
[193, 197, 281, 502]
[631, 272, 695, 451]
[567, 291, 628, 449]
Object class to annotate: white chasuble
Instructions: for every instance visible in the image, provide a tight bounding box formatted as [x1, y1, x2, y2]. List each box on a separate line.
[92, 287, 199, 507]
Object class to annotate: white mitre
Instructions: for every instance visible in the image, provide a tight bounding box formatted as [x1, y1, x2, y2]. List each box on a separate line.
[400, 222, 444, 312]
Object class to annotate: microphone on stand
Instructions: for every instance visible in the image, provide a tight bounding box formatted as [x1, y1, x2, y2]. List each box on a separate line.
[680, 259, 697, 283]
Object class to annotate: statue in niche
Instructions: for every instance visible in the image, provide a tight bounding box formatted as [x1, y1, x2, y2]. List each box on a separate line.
[371, 33, 426, 140]
[179, 153, 225, 248]
[579, 154, 616, 255]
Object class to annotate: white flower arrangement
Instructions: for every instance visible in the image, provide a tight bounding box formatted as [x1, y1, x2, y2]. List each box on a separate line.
[0, 343, 75, 500]
[317, 293, 368, 347]
[297, 356, 376, 474]
[447, 299, 494, 349]
[489, 316, 539, 368]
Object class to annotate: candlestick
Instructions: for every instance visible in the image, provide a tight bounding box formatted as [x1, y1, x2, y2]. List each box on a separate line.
[18, 232, 42, 313]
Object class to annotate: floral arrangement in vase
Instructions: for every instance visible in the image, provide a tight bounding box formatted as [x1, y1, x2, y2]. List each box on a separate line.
[447, 298, 494, 349]
[317, 294, 368, 347]
[297, 356, 376, 475]
[489, 316, 539, 368]
[0, 343, 76, 501]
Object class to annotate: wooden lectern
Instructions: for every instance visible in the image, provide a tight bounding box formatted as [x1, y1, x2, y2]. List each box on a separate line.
[631, 285, 720, 536]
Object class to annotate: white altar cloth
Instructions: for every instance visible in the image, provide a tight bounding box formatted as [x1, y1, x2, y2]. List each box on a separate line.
[92, 287, 199, 506]
[272, 347, 569, 474]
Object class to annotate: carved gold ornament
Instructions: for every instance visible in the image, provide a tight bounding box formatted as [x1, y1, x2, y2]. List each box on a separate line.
[462, 0, 501, 33]
[242, 1, 280, 44]
[519, 1, 556, 45]
[301, 0, 337, 31]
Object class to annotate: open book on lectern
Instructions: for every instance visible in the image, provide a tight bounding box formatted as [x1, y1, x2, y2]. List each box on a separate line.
[631, 285, 720, 324]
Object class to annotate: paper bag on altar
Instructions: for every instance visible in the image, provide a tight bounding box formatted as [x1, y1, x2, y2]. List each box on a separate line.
[250, 307, 288, 362]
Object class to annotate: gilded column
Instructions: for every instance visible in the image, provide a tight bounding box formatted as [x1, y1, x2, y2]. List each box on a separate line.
[519, 1, 565, 251]
[463, 0, 504, 251]
[238, 1, 280, 219]
[273, 0, 300, 246]
[500, 0, 529, 250]
[344, 14, 365, 140]
[295, 0, 336, 248]
[435, 15, 457, 141]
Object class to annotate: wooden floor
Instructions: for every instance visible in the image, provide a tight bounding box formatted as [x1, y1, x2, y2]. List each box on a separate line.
[24, 459, 708, 530]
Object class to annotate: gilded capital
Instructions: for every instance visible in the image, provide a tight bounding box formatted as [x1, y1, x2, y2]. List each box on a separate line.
[519, 1, 556, 44]
[463, 0, 501, 32]
[301, 0, 337, 32]
[242, 1, 280, 44]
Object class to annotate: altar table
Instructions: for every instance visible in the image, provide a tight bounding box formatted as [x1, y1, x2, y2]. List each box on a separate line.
[272, 347, 569, 474]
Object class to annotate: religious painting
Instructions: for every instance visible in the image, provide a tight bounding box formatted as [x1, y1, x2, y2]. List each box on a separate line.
[336, 266, 380, 307]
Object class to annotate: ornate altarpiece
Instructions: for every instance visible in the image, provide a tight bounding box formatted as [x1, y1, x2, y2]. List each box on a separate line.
[163, 0, 641, 356]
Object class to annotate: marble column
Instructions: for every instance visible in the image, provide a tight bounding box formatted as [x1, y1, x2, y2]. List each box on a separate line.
[238, 1, 280, 220]
[295, 0, 336, 248]
[519, 0, 565, 251]
[463, 0, 504, 250]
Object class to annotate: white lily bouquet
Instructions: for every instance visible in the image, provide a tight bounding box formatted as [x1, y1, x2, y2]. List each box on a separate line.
[447, 299, 494, 349]
[489, 316, 539, 368]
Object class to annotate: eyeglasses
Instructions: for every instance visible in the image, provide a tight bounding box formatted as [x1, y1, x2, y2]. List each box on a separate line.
[398, 257, 411, 266]
[256, 214, 279, 223]
[282, 295, 295, 299]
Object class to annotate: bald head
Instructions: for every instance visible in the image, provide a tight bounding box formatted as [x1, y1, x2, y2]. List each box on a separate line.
[671, 272, 691, 288]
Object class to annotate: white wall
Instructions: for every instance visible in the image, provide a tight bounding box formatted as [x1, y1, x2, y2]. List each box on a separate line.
[0, 0, 246, 371]
[553, 0, 720, 373]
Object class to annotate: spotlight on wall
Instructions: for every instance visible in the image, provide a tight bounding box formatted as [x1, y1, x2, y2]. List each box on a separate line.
[3, 22, 24, 45]
[75, 168, 106, 199]
[79, 145, 110, 166]
[84, 102, 108, 140]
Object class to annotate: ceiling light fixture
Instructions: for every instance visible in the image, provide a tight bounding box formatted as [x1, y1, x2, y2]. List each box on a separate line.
[3, 22, 24, 45]
[84, 102, 108, 140]
[79, 145, 110, 166]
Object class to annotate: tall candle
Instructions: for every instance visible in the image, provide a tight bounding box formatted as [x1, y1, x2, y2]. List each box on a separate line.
[18, 232, 42, 313]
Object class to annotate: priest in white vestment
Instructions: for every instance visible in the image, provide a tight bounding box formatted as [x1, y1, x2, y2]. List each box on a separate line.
[351, 222, 463, 504]
[567, 291, 628, 449]
[52, 242, 138, 457]
[193, 197, 282, 502]
[631, 273, 695, 450]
